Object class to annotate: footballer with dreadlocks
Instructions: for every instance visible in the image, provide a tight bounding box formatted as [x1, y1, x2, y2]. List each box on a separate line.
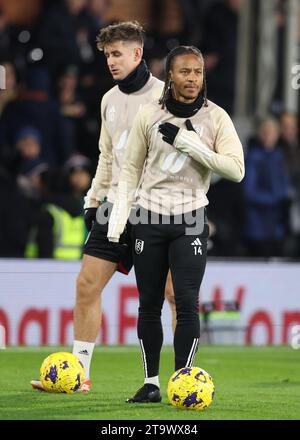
[108, 45, 245, 403]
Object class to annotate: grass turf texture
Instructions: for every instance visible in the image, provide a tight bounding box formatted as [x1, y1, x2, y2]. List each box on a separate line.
[0, 345, 299, 420]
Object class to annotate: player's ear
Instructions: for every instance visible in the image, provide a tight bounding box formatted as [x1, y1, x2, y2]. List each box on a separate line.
[134, 47, 143, 61]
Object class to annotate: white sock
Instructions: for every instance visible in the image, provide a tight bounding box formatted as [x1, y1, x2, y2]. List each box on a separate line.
[144, 376, 160, 388]
[73, 340, 95, 380]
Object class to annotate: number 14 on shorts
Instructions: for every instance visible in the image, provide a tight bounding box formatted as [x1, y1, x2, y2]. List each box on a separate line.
[191, 238, 202, 255]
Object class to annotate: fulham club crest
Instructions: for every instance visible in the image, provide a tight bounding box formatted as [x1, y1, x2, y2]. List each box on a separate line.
[135, 239, 144, 254]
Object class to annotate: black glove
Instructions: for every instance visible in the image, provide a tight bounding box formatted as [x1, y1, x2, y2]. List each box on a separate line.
[84, 207, 97, 231]
[158, 122, 180, 145]
[185, 119, 196, 132]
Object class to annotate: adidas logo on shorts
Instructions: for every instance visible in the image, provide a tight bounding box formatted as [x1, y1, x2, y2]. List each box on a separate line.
[191, 238, 202, 255]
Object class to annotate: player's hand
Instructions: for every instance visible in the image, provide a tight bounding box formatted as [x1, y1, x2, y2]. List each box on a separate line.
[84, 207, 97, 231]
[159, 122, 180, 145]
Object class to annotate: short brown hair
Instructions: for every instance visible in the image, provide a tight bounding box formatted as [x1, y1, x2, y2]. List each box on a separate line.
[96, 21, 145, 51]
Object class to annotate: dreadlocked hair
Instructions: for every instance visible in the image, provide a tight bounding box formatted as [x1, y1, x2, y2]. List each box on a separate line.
[159, 45, 208, 109]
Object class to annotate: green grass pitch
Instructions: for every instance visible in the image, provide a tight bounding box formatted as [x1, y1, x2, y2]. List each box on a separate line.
[0, 345, 299, 420]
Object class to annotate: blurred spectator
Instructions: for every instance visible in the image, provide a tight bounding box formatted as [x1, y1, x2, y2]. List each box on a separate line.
[0, 125, 43, 177]
[24, 160, 87, 260]
[145, 0, 185, 60]
[36, 0, 88, 78]
[201, 0, 244, 114]
[207, 176, 245, 257]
[15, 126, 40, 158]
[279, 112, 300, 256]
[14, 126, 42, 174]
[17, 158, 49, 201]
[58, 67, 86, 118]
[0, 65, 73, 169]
[75, 86, 104, 164]
[0, 166, 32, 257]
[243, 117, 291, 257]
[57, 64, 105, 163]
[86, 0, 109, 28]
[17, 159, 50, 258]
[57, 65, 86, 151]
[177, 0, 216, 46]
[76, 0, 114, 163]
[85, 0, 110, 50]
[63, 154, 92, 200]
[79, 0, 112, 90]
[279, 112, 300, 179]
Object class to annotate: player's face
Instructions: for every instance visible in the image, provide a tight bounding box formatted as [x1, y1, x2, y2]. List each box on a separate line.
[170, 54, 203, 103]
[104, 41, 142, 80]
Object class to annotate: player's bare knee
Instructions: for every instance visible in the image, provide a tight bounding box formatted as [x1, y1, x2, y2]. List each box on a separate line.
[76, 271, 100, 304]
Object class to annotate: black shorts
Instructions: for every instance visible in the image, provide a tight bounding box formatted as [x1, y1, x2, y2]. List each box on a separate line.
[83, 204, 133, 275]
